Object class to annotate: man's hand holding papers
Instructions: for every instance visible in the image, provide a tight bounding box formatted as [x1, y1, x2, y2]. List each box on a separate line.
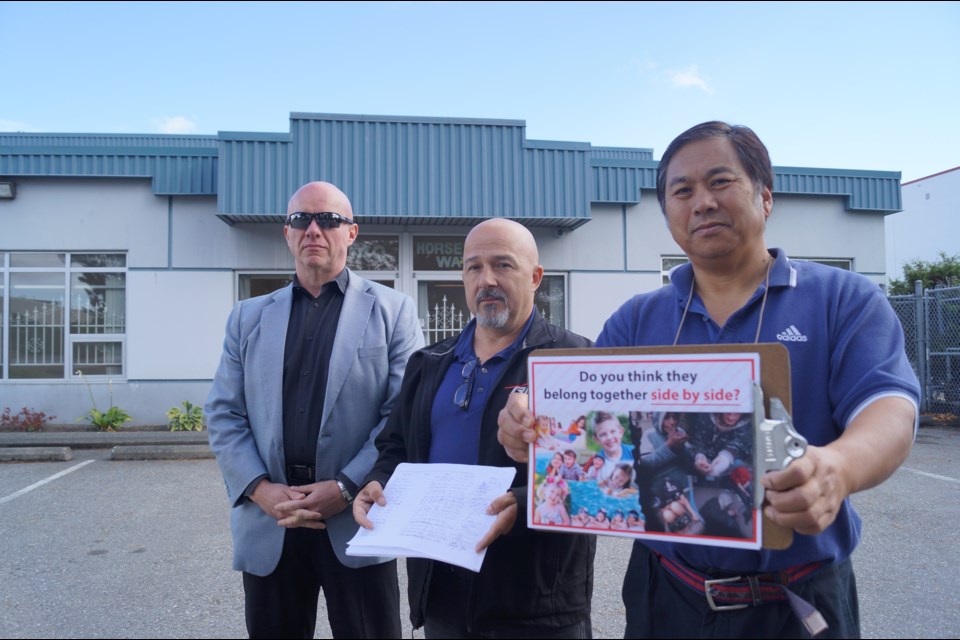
[349, 463, 516, 572]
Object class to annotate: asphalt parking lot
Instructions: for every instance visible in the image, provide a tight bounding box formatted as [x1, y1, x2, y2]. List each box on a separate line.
[0, 426, 957, 639]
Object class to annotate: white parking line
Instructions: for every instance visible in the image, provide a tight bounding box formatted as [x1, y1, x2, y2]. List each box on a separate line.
[0, 459, 96, 504]
[901, 465, 960, 484]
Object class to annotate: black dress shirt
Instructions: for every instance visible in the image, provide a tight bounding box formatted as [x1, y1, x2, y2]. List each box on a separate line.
[282, 270, 349, 485]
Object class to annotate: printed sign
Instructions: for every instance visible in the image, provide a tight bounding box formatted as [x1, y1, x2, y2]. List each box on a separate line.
[527, 352, 762, 550]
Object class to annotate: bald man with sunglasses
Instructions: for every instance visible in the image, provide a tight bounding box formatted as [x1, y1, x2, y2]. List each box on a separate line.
[206, 181, 424, 638]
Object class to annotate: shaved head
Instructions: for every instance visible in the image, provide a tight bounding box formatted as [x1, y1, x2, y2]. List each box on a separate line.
[287, 181, 354, 219]
[464, 218, 539, 267]
[462, 218, 543, 333]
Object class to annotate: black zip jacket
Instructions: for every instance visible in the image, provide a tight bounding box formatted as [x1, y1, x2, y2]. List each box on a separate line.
[365, 309, 596, 632]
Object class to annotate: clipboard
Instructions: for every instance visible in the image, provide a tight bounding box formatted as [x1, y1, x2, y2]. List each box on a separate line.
[527, 343, 795, 549]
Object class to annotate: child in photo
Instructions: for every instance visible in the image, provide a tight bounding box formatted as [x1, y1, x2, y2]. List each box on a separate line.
[545, 451, 564, 477]
[655, 477, 702, 534]
[688, 412, 752, 479]
[558, 449, 582, 482]
[535, 414, 562, 450]
[602, 462, 638, 498]
[610, 510, 628, 530]
[588, 507, 611, 529]
[580, 454, 604, 481]
[591, 412, 634, 486]
[534, 481, 570, 526]
[571, 506, 591, 527]
[626, 510, 646, 531]
[537, 476, 569, 501]
[541, 452, 570, 499]
[563, 415, 586, 443]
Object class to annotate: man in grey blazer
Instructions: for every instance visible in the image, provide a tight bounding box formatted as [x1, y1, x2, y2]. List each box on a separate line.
[206, 181, 424, 639]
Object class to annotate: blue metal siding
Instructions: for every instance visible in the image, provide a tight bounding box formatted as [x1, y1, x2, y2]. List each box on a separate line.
[216, 115, 592, 224]
[0, 133, 218, 196]
[774, 167, 902, 211]
[0, 133, 217, 148]
[590, 159, 902, 212]
[217, 136, 292, 217]
[591, 161, 658, 203]
[591, 147, 655, 161]
[0, 116, 903, 217]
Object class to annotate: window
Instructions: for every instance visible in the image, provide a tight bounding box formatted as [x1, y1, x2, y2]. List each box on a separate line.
[661, 256, 689, 285]
[418, 273, 568, 344]
[413, 236, 464, 271]
[237, 236, 401, 301]
[348, 236, 399, 271]
[1, 252, 126, 380]
[348, 235, 399, 289]
[537, 274, 566, 327]
[238, 274, 293, 300]
[234, 233, 568, 345]
[796, 258, 851, 270]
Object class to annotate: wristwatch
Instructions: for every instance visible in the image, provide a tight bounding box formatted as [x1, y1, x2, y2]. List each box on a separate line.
[336, 479, 354, 504]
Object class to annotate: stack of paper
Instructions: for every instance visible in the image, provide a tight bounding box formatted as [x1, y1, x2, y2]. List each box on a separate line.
[346, 463, 516, 572]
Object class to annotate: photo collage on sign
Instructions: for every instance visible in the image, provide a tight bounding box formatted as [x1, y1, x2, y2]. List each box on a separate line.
[531, 409, 755, 542]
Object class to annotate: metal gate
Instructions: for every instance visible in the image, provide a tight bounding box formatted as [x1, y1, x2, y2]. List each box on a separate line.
[889, 282, 960, 413]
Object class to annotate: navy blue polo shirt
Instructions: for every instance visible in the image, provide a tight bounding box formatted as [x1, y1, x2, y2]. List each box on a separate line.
[428, 311, 535, 464]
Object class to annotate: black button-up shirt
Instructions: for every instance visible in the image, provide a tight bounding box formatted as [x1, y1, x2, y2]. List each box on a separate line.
[282, 270, 348, 473]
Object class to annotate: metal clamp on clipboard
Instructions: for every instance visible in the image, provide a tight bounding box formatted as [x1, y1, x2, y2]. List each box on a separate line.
[752, 382, 808, 508]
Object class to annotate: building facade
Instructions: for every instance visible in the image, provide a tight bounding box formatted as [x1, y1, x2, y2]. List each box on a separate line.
[0, 112, 902, 425]
[886, 166, 960, 284]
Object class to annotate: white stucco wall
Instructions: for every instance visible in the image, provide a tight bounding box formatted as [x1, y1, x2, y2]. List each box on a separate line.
[886, 168, 960, 283]
[0, 177, 169, 264]
[126, 270, 233, 380]
[767, 194, 888, 277]
[0, 177, 898, 424]
[3, 380, 213, 427]
[172, 204, 295, 270]
[533, 204, 630, 272]
[568, 271, 661, 342]
[624, 199, 683, 273]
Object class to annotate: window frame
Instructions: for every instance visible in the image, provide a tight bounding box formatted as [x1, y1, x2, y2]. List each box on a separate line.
[0, 251, 127, 381]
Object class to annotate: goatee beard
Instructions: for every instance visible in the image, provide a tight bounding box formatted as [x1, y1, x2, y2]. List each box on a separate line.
[475, 288, 510, 328]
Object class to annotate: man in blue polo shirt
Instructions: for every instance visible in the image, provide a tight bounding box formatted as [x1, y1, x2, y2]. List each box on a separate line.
[497, 121, 919, 638]
[354, 218, 596, 638]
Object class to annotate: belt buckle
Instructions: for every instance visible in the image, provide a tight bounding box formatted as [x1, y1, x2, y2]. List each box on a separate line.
[287, 465, 314, 483]
[704, 576, 749, 611]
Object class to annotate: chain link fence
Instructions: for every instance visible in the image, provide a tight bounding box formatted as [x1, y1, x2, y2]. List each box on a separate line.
[889, 283, 960, 414]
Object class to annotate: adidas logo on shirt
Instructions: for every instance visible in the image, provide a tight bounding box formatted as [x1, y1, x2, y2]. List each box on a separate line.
[776, 325, 808, 342]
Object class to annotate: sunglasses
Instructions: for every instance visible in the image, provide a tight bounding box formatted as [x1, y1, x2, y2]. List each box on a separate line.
[453, 358, 480, 410]
[285, 212, 355, 230]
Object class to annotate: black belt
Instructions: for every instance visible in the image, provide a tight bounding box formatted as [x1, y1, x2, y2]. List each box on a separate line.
[286, 464, 315, 484]
[656, 552, 829, 636]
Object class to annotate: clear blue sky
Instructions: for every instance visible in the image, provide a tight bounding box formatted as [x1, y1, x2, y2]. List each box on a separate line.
[2, 1, 957, 182]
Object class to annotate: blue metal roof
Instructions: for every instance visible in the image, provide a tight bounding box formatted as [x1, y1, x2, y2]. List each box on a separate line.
[216, 113, 594, 227]
[0, 133, 218, 195]
[589, 159, 902, 212]
[0, 114, 903, 222]
[773, 166, 903, 212]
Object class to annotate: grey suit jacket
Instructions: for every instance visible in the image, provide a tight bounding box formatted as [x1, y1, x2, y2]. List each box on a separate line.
[205, 269, 424, 576]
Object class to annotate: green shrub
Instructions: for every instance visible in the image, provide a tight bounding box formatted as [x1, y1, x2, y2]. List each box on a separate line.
[76, 371, 132, 431]
[167, 401, 205, 431]
[79, 406, 132, 432]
